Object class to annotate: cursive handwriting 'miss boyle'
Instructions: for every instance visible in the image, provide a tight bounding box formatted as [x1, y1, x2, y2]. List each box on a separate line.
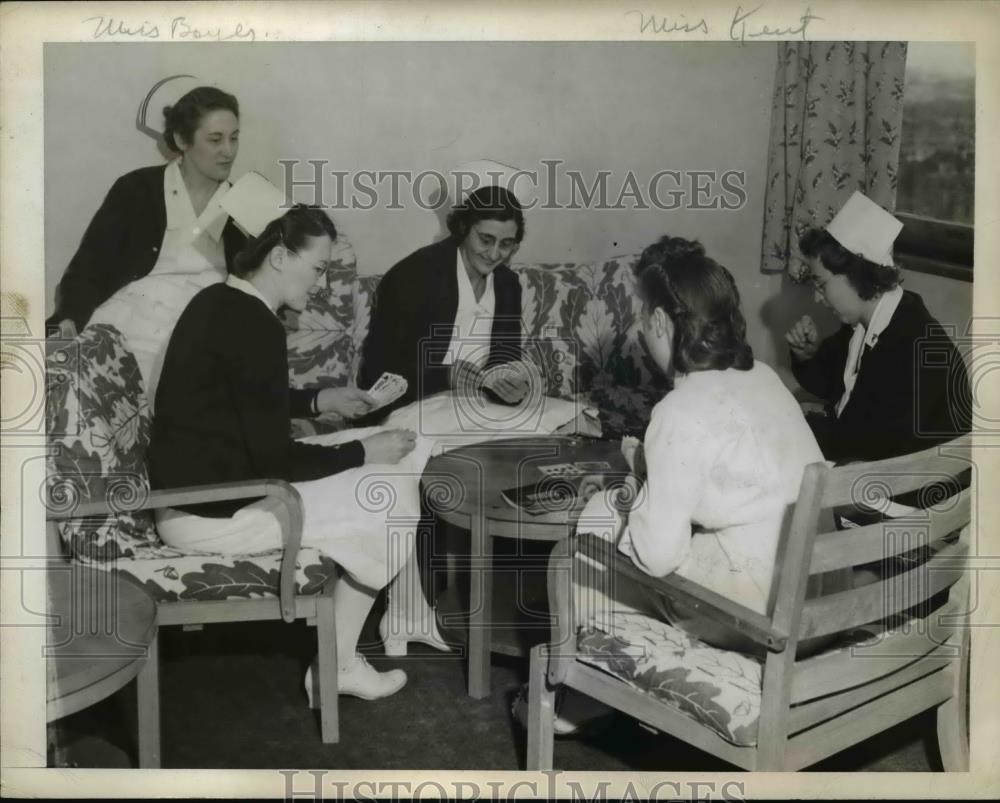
[83, 15, 257, 41]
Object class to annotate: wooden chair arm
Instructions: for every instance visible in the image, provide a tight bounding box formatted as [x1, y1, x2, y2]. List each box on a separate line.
[48, 479, 305, 624]
[570, 531, 788, 651]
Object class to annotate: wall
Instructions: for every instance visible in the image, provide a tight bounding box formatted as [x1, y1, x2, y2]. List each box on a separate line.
[45, 42, 974, 368]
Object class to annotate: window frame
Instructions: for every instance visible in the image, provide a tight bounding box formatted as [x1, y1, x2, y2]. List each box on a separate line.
[894, 211, 973, 282]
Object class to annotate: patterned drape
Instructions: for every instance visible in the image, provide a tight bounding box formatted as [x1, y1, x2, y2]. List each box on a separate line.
[760, 42, 907, 278]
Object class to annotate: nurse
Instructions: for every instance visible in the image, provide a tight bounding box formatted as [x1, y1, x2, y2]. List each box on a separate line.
[786, 191, 971, 462]
[359, 169, 535, 414]
[48, 85, 247, 406]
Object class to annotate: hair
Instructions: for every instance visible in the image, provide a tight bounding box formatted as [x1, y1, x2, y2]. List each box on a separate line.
[231, 205, 337, 279]
[446, 185, 525, 244]
[798, 227, 901, 300]
[633, 235, 754, 374]
[162, 86, 239, 153]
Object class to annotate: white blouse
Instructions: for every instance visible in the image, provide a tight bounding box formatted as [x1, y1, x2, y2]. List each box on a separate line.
[441, 250, 496, 369]
[606, 361, 824, 613]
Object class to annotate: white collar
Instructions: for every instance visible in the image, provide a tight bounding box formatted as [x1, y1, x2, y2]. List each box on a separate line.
[164, 158, 230, 242]
[225, 274, 278, 316]
[858, 285, 904, 348]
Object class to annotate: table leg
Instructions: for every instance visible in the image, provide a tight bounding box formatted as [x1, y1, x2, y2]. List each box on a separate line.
[467, 515, 493, 699]
[136, 630, 161, 768]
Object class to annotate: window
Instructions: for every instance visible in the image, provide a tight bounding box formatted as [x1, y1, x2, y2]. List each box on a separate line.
[895, 42, 975, 281]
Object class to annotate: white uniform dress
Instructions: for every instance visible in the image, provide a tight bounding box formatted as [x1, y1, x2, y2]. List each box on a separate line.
[88, 159, 231, 409]
[574, 361, 825, 649]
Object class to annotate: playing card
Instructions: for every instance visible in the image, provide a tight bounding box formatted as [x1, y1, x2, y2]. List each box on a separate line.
[482, 359, 537, 390]
[575, 460, 612, 471]
[367, 372, 408, 409]
[538, 463, 583, 477]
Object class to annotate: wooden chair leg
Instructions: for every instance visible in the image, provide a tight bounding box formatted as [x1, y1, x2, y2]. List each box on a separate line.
[467, 517, 493, 699]
[526, 645, 556, 771]
[937, 626, 970, 771]
[136, 630, 161, 768]
[316, 589, 340, 744]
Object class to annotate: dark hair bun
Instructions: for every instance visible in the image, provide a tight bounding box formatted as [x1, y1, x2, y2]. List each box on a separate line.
[659, 237, 705, 261]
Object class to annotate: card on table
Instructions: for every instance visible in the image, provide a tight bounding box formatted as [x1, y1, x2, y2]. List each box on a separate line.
[538, 462, 583, 477]
[575, 460, 612, 471]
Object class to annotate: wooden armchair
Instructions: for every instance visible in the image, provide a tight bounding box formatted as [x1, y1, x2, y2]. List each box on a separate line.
[527, 435, 972, 771]
[46, 325, 342, 765]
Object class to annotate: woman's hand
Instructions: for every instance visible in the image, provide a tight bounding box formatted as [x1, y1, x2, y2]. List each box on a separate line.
[786, 315, 820, 360]
[620, 436, 641, 472]
[316, 387, 377, 419]
[483, 360, 541, 404]
[361, 429, 417, 464]
[449, 359, 483, 397]
[490, 374, 530, 404]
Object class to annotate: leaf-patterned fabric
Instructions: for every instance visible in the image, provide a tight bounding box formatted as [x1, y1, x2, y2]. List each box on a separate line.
[577, 611, 763, 746]
[760, 42, 908, 279]
[286, 251, 668, 440]
[282, 234, 358, 390]
[514, 257, 669, 438]
[79, 546, 340, 603]
[46, 324, 162, 561]
[574, 611, 919, 746]
[45, 324, 339, 602]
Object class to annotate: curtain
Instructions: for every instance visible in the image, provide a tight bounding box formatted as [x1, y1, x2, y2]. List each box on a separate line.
[760, 42, 908, 279]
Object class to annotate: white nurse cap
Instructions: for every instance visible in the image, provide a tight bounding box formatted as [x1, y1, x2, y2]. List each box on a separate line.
[220, 171, 288, 238]
[825, 191, 903, 267]
[136, 74, 203, 139]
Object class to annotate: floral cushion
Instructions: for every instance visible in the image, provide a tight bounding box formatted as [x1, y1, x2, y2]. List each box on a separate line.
[576, 611, 763, 746]
[283, 235, 358, 391]
[46, 324, 161, 561]
[84, 546, 340, 603]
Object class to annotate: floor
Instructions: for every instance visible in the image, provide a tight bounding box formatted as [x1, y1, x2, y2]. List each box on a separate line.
[50, 613, 943, 771]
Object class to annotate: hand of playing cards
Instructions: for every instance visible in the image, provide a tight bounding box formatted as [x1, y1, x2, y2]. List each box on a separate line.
[366, 372, 408, 411]
[481, 359, 540, 404]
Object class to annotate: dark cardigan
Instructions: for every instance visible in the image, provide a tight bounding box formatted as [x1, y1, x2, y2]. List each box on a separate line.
[149, 283, 365, 518]
[791, 289, 971, 462]
[48, 164, 247, 331]
[357, 237, 523, 417]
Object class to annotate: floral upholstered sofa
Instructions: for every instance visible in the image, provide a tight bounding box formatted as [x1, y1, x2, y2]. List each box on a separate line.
[46, 234, 665, 597]
[285, 238, 669, 440]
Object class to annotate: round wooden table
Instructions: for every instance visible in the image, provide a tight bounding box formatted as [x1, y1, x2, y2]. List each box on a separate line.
[422, 435, 630, 698]
[47, 562, 160, 766]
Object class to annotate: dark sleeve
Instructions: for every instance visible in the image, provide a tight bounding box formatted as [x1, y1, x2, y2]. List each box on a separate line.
[789, 326, 851, 403]
[359, 266, 409, 388]
[228, 324, 365, 483]
[359, 262, 452, 403]
[289, 387, 320, 419]
[50, 175, 134, 330]
[826, 327, 966, 462]
[482, 272, 524, 405]
[825, 348, 917, 462]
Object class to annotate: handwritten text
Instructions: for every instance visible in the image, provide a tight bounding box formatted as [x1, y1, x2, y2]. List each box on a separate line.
[83, 16, 257, 42]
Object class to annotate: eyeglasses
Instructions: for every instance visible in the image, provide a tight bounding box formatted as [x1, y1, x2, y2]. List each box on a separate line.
[470, 225, 519, 256]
